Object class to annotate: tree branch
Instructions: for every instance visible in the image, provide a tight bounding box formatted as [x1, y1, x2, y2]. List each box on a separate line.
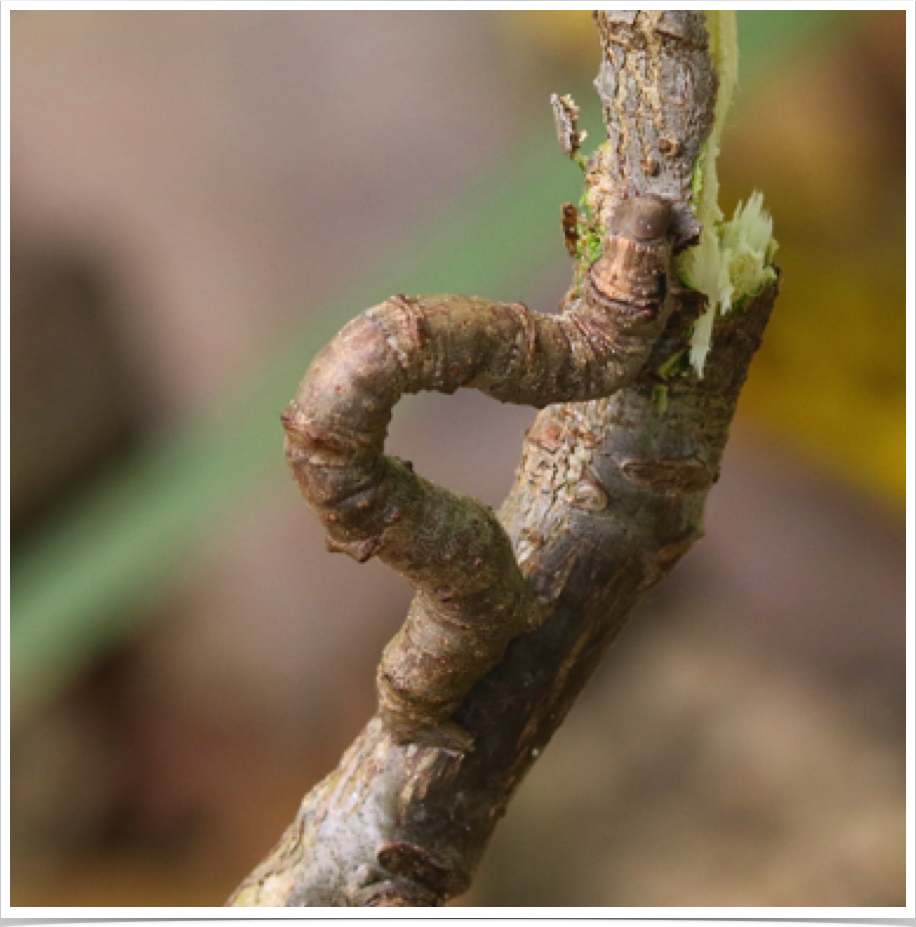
[282, 196, 674, 753]
[229, 10, 778, 907]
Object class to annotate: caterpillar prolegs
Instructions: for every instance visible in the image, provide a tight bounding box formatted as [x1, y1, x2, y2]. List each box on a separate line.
[282, 195, 674, 752]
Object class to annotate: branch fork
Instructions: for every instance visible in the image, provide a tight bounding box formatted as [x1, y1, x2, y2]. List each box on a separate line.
[230, 11, 777, 907]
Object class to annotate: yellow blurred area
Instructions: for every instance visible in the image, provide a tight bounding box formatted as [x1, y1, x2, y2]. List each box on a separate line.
[742, 262, 905, 510]
[507, 10, 906, 511]
[728, 10, 906, 510]
[503, 10, 597, 72]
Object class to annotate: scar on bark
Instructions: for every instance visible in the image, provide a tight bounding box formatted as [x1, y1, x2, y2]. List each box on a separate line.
[282, 195, 677, 753]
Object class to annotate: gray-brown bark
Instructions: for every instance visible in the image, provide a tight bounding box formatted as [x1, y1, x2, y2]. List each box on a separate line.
[230, 10, 777, 907]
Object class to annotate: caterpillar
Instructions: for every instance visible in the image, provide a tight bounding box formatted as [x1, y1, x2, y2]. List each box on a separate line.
[282, 195, 674, 752]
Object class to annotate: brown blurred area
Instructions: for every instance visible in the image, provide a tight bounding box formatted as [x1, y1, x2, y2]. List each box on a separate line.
[10, 11, 906, 907]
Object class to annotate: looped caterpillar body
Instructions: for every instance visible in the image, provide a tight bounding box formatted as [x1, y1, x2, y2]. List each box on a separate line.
[284, 195, 674, 753]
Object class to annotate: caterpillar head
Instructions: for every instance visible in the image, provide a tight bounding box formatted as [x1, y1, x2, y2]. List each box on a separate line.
[588, 195, 673, 318]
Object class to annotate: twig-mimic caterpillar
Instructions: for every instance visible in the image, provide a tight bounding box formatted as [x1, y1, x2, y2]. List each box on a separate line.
[282, 195, 674, 753]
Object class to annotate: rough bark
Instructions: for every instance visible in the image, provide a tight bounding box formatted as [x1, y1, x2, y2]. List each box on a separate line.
[282, 196, 674, 753]
[229, 10, 777, 907]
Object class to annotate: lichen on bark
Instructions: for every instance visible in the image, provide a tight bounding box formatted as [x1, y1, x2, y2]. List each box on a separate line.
[229, 10, 778, 907]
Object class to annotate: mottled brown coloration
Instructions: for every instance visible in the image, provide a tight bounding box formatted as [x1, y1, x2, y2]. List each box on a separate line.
[551, 92, 583, 159]
[620, 458, 717, 494]
[376, 841, 470, 898]
[283, 196, 673, 752]
[561, 202, 579, 257]
[590, 10, 717, 248]
[230, 11, 778, 907]
[590, 196, 671, 310]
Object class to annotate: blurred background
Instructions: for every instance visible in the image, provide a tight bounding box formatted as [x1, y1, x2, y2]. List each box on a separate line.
[9, 10, 906, 907]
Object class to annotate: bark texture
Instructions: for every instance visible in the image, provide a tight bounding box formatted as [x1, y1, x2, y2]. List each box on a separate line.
[282, 196, 674, 753]
[230, 10, 777, 907]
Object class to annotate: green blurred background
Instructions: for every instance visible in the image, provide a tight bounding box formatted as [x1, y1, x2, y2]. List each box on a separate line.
[10, 11, 906, 907]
